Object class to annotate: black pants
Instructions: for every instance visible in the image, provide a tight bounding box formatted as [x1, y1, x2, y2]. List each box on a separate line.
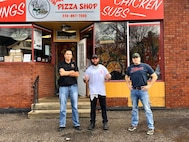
[90, 95, 108, 124]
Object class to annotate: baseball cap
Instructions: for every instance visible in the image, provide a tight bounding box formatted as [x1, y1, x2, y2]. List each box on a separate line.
[132, 53, 140, 58]
[91, 54, 98, 59]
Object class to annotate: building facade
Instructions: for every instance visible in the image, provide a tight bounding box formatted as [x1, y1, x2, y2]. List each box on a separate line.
[0, 0, 188, 111]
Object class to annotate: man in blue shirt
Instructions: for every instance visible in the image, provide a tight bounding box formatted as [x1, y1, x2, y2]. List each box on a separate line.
[125, 53, 157, 135]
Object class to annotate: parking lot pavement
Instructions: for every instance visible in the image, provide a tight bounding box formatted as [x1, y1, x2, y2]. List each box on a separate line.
[0, 109, 189, 142]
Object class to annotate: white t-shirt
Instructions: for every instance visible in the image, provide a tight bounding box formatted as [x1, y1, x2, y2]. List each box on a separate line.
[84, 64, 109, 96]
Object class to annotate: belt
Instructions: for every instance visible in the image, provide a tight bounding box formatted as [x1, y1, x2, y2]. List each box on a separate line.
[133, 87, 142, 90]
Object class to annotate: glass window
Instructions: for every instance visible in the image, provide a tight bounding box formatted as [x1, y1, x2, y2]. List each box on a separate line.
[0, 24, 52, 63]
[95, 22, 127, 80]
[56, 30, 76, 40]
[34, 28, 52, 63]
[94, 21, 162, 80]
[129, 22, 161, 79]
[0, 26, 32, 62]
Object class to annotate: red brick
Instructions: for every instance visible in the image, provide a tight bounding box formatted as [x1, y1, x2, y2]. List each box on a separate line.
[0, 63, 55, 109]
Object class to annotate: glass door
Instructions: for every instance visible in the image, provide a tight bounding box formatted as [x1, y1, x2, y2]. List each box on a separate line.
[77, 38, 87, 96]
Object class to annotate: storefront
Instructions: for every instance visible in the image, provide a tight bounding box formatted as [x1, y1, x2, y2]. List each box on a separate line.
[0, 0, 189, 110]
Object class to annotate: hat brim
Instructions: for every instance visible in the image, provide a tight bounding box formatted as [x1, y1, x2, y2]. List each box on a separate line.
[91, 57, 98, 59]
[132, 56, 140, 58]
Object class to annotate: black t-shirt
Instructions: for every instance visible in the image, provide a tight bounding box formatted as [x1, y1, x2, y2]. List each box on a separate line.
[58, 61, 78, 86]
[126, 63, 154, 87]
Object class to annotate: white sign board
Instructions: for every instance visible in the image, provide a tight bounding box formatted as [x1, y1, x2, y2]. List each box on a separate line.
[26, 0, 100, 21]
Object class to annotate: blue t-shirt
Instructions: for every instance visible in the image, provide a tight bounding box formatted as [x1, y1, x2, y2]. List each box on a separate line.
[84, 64, 109, 96]
[126, 63, 154, 87]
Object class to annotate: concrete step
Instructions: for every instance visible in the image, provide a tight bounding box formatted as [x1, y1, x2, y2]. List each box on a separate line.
[28, 96, 91, 119]
[28, 109, 90, 119]
[38, 96, 89, 103]
[31, 101, 90, 110]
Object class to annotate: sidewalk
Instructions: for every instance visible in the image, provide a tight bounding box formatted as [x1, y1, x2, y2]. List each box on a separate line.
[0, 109, 188, 142]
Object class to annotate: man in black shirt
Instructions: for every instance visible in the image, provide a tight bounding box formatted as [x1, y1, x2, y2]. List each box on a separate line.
[58, 50, 81, 131]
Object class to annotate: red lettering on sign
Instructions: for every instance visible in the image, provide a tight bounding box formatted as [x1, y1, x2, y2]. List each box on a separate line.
[58, 3, 78, 10]
[49, 0, 63, 6]
[80, 3, 98, 9]
[101, 0, 164, 20]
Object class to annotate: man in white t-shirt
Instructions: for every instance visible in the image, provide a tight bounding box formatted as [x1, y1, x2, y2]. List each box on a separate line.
[83, 54, 111, 130]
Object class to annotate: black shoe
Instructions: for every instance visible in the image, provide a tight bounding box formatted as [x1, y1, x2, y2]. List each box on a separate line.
[58, 127, 65, 132]
[103, 122, 108, 130]
[74, 126, 82, 131]
[88, 123, 95, 130]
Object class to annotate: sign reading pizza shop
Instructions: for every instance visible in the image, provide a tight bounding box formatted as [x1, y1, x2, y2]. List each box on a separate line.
[0, 0, 164, 22]
[26, 0, 100, 21]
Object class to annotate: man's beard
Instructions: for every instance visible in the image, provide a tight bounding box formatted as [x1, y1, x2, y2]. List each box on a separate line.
[91, 62, 98, 66]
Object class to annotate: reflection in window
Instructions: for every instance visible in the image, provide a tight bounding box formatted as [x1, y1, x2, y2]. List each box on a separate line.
[94, 22, 127, 80]
[0, 25, 52, 63]
[94, 22, 162, 80]
[34, 29, 52, 63]
[56, 30, 76, 39]
[0, 27, 32, 62]
[129, 22, 161, 79]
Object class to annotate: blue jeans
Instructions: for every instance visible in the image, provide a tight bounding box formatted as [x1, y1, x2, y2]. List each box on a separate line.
[130, 89, 154, 129]
[59, 84, 80, 127]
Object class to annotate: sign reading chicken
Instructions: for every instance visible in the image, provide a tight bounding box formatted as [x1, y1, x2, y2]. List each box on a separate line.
[100, 0, 164, 20]
[0, 0, 26, 22]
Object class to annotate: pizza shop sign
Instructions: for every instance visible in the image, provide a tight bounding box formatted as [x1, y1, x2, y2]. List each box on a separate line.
[49, 0, 98, 10]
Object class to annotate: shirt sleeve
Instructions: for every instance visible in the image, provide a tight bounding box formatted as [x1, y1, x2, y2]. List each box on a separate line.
[73, 62, 79, 71]
[75, 65, 79, 72]
[126, 66, 131, 76]
[146, 64, 155, 75]
[58, 62, 64, 70]
[102, 65, 109, 75]
[84, 67, 90, 76]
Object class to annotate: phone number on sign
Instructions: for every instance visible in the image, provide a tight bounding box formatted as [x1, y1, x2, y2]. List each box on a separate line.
[62, 14, 87, 18]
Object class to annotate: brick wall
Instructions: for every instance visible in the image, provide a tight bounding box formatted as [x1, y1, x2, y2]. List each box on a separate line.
[33, 63, 55, 98]
[0, 62, 55, 109]
[106, 97, 128, 108]
[96, 97, 128, 108]
[164, 0, 189, 108]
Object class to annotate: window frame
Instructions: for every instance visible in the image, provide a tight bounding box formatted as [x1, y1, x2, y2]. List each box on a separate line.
[93, 21, 164, 81]
[0, 24, 53, 63]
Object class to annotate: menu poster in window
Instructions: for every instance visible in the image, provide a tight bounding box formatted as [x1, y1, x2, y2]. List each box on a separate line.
[34, 29, 42, 50]
[45, 45, 50, 56]
[23, 54, 31, 62]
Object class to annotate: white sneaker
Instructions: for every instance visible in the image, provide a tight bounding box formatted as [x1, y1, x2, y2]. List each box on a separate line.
[128, 126, 137, 132]
[147, 129, 154, 135]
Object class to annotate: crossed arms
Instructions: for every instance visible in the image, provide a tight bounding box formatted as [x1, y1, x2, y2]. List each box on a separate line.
[59, 68, 79, 77]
